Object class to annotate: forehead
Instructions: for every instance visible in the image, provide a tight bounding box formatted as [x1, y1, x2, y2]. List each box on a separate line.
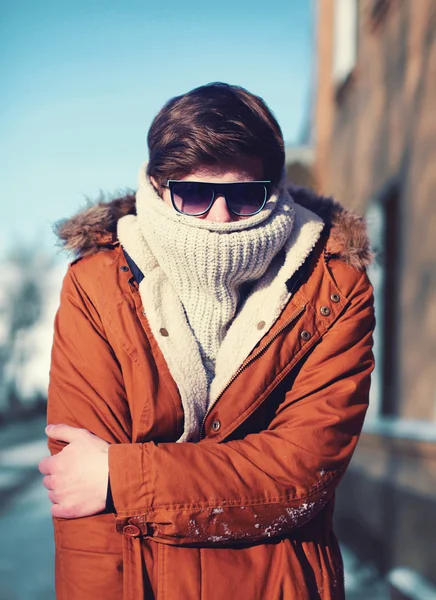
[182, 157, 263, 182]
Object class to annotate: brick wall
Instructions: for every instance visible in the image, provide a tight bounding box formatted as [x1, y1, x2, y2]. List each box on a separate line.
[315, 0, 436, 420]
[315, 0, 436, 583]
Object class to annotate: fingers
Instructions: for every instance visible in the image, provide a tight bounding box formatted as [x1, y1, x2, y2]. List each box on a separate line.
[39, 454, 75, 515]
[48, 490, 59, 504]
[42, 474, 54, 490]
[38, 455, 55, 475]
[45, 424, 87, 444]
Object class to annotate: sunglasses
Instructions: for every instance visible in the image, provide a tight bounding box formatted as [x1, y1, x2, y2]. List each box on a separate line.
[164, 180, 272, 217]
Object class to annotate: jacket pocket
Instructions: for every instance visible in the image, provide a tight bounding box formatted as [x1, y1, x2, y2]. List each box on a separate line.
[54, 513, 123, 600]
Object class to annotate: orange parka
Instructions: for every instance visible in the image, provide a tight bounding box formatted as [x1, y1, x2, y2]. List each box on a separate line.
[47, 186, 375, 600]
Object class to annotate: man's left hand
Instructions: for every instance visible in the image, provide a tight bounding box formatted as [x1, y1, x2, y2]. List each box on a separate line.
[38, 424, 110, 519]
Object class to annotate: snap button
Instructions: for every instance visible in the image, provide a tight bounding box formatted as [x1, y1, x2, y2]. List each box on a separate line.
[257, 320, 266, 330]
[330, 293, 340, 303]
[320, 306, 331, 316]
[123, 524, 141, 537]
[212, 420, 221, 432]
[159, 328, 169, 337]
[120, 265, 129, 272]
[300, 330, 311, 341]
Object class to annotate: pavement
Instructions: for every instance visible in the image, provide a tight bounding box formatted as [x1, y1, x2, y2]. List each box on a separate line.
[342, 546, 390, 599]
[0, 416, 55, 600]
[0, 416, 390, 600]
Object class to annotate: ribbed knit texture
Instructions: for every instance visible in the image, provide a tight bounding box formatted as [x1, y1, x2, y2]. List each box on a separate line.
[135, 165, 295, 382]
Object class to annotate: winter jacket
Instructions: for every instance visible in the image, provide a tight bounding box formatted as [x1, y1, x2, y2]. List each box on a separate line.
[47, 185, 375, 600]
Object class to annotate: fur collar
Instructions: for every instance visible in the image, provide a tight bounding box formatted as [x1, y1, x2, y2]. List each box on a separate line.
[53, 185, 373, 270]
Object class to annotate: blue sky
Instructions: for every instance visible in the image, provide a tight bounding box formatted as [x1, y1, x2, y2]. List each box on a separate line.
[0, 0, 314, 257]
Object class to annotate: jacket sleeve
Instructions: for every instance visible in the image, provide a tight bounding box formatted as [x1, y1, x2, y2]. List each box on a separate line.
[108, 270, 375, 545]
[47, 264, 128, 600]
[47, 264, 130, 452]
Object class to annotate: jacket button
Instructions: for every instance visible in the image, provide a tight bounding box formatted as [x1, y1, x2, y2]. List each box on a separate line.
[212, 420, 221, 432]
[120, 265, 129, 272]
[300, 330, 311, 341]
[123, 524, 141, 537]
[160, 328, 169, 337]
[257, 320, 266, 330]
[330, 293, 340, 303]
[320, 306, 331, 316]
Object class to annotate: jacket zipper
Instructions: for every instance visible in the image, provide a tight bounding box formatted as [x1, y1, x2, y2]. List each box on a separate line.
[199, 303, 306, 440]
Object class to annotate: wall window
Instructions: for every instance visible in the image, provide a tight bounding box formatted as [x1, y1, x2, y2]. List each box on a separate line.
[366, 187, 401, 418]
[332, 0, 358, 84]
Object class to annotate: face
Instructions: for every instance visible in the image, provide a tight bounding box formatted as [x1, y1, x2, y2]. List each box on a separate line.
[150, 158, 264, 222]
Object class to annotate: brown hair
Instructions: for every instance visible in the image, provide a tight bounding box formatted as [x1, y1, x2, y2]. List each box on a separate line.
[146, 82, 285, 190]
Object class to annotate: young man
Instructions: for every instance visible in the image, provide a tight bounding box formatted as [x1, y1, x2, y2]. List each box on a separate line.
[39, 82, 375, 599]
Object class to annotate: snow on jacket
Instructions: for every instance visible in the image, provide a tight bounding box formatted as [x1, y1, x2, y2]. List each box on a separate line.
[48, 185, 375, 600]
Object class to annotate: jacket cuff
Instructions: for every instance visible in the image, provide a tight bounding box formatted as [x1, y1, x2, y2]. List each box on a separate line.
[108, 443, 153, 515]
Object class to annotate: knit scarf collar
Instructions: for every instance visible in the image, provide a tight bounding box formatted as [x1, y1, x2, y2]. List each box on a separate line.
[118, 163, 325, 442]
[134, 165, 295, 379]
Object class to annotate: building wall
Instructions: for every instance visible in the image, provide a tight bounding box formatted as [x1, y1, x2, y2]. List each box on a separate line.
[315, 0, 436, 583]
[315, 0, 436, 421]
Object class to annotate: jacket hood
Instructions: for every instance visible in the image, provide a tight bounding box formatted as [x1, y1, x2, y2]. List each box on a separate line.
[53, 185, 373, 270]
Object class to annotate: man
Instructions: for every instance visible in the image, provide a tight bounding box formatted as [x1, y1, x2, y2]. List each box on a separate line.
[39, 82, 375, 599]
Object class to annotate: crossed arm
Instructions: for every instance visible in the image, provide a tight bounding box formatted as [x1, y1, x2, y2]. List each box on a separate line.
[39, 264, 375, 543]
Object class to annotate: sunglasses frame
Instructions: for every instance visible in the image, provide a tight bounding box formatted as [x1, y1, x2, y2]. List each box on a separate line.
[165, 180, 272, 217]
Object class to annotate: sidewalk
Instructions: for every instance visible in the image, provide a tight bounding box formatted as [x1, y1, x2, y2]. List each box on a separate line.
[0, 418, 55, 600]
[0, 415, 48, 514]
[343, 545, 390, 599]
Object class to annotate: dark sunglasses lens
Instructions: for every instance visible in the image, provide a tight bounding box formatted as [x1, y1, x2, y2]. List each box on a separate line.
[226, 183, 267, 215]
[172, 182, 213, 215]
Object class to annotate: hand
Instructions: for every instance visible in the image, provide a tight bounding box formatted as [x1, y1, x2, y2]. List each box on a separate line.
[38, 424, 110, 519]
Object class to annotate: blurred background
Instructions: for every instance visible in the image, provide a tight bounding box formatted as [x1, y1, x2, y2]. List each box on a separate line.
[0, 1, 435, 599]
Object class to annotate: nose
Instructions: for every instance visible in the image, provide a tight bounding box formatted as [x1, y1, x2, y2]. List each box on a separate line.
[206, 194, 234, 222]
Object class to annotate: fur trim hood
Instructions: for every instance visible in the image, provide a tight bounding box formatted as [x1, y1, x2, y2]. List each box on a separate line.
[53, 185, 373, 270]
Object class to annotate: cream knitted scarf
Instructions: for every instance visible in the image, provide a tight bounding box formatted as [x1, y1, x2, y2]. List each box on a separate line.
[134, 167, 295, 382]
[118, 164, 325, 441]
